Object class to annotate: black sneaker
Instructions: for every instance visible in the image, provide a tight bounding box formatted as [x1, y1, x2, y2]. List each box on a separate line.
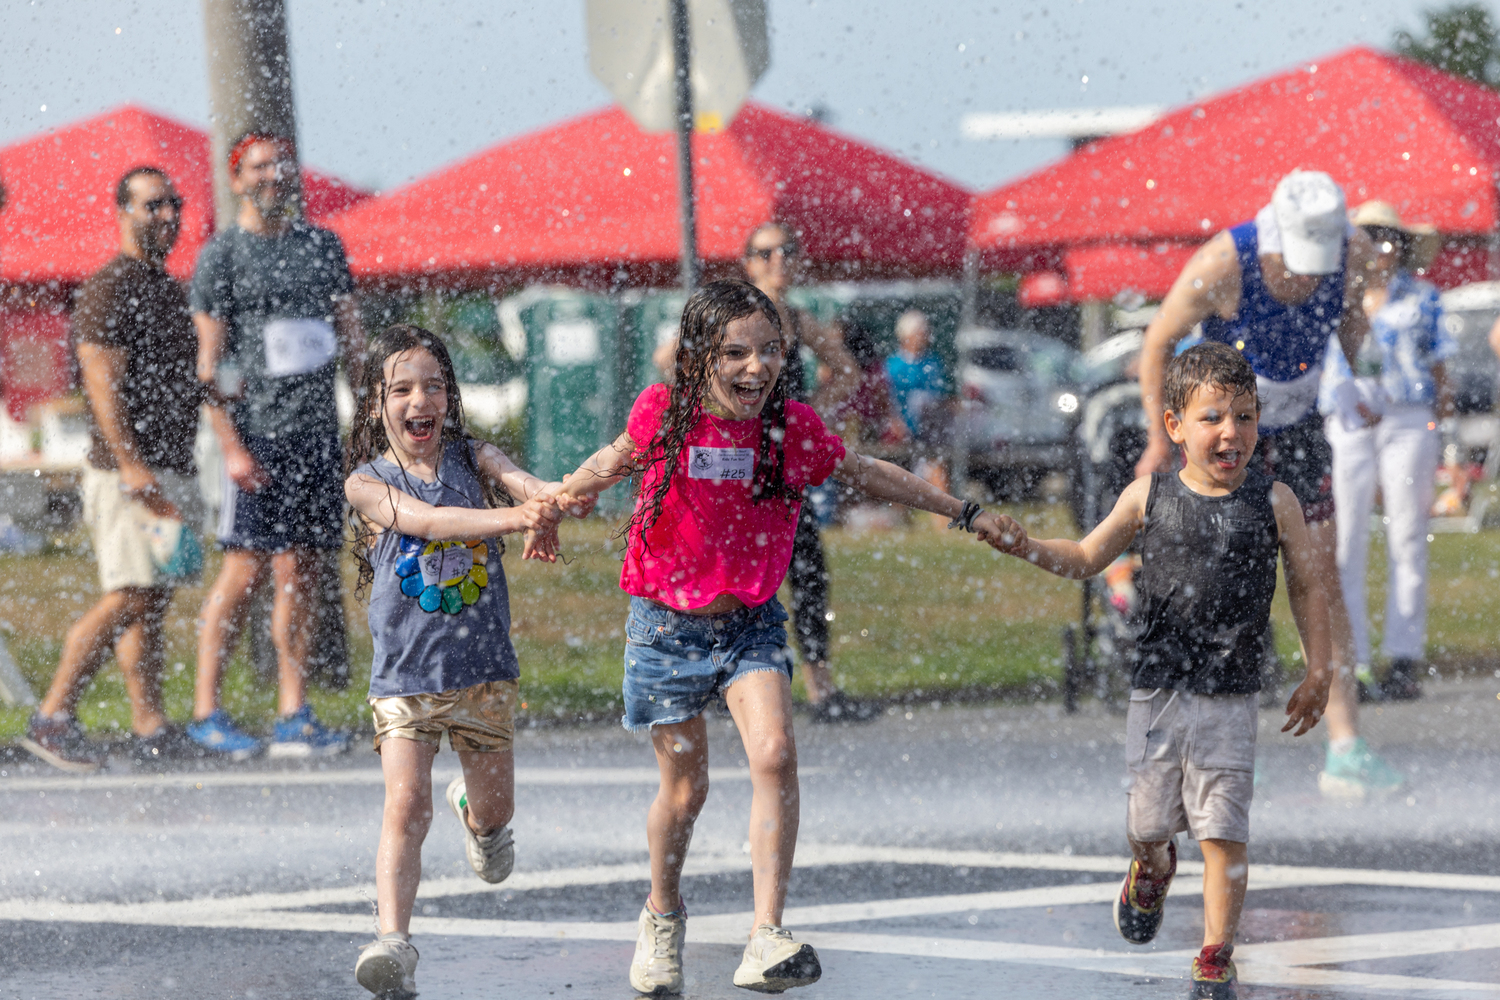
[1113, 839, 1175, 944]
[1382, 658, 1423, 701]
[19, 713, 105, 773]
[131, 724, 192, 768]
[810, 690, 879, 724]
[1190, 943, 1238, 999]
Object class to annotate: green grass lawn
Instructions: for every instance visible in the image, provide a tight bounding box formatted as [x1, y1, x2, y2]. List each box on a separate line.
[3, 505, 1498, 739]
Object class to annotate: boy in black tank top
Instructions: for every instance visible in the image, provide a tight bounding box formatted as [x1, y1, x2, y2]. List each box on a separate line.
[979, 344, 1333, 1000]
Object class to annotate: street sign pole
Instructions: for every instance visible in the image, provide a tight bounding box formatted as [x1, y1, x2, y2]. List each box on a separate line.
[670, 0, 699, 294]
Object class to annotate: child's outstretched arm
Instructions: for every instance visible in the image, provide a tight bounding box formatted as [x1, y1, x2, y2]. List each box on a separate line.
[345, 473, 562, 550]
[829, 451, 1017, 538]
[1272, 482, 1333, 736]
[557, 431, 637, 498]
[986, 476, 1149, 580]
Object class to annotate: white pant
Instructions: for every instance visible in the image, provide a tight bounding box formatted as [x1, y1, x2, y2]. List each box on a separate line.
[1325, 404, 1438, 663]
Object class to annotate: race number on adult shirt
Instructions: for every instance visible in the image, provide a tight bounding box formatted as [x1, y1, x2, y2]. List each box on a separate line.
[687, 446, 755, 481]
[263, 318, 337, 378]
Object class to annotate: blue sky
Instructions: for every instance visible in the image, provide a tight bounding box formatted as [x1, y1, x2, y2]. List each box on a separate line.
[1, 0, 1453, 193]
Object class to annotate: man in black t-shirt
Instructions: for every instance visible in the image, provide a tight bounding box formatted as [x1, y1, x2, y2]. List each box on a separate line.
[22, 167, 203, 772]
[188, 134, 365, 760]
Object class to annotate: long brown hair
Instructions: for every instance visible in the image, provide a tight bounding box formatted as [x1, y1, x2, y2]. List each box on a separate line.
[627, 279, 800, 541]
[346, 323, 512, 597]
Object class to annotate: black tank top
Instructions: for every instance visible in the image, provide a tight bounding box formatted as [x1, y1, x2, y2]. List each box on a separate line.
[1134, 468, 1280, 694]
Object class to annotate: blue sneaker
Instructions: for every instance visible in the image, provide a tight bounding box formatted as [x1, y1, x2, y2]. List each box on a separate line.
[269, 705, 350, 759]
[187, 710, 263, 761]
[1319, 737, 1404, 800]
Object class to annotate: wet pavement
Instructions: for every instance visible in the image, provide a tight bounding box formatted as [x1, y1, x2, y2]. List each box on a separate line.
[3, 676, 1500, 999]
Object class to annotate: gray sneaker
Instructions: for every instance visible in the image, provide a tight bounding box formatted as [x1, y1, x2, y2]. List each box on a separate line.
[445, 776, 514, 883]
[629, 900, 686, 995]
[355, 931, 418, 999]
[19, 713, 104, 773]
[732, 924, 821, 993]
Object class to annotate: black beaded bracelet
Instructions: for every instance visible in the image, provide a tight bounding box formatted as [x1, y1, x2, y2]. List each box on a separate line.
[947, 500, 984, 533]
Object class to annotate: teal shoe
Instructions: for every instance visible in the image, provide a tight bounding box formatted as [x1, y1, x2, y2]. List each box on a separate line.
[1319, 737, 1404, 800]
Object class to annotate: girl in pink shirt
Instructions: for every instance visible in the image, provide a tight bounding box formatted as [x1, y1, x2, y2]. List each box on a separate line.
[559, 279, 1002, 995]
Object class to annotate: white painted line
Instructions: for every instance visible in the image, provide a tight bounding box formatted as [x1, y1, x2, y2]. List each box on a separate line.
[0, 765, 829, 794]
[1237, 921, 1500, 967]
[5, 844, 1500, 994]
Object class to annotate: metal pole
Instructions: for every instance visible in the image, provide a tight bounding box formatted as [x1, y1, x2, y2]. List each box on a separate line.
[202, 0, 301, 228]
[670, 0, 698, 294]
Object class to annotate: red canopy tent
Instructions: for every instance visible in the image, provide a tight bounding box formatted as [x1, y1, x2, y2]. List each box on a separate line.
[0, 106, 369, 418]
[970, 46, 1500, 304]
[327, 102, 971, 288]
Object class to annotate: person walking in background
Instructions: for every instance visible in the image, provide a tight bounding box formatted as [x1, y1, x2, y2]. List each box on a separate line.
[21, 167, 204, 772]
[740, 221, 870, 722]
[885, 309, 949, 445]
[1318, 201, 1450, 703]
[187, 133, 365, 759]
[1136, 169, 1402, 800]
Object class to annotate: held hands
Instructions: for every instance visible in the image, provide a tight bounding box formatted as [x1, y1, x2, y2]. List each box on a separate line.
[973, 511, 1029, 556]
[1281, 671, 1332, 736]
[517, 493, 564, 562]
[539, 482, 596, 520]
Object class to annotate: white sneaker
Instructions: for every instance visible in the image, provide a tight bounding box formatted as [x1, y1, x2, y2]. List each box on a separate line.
[445, 776, 514, 883]
[629, 901, 686, 995]
[355, 932, 418, 998]
[732, 924, 821, 993]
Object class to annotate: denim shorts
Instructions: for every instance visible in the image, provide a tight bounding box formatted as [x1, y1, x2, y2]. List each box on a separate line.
[621, 596, 791, 732]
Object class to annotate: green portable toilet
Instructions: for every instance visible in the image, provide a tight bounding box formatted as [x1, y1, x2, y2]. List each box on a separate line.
[499, 288, 623, 485]
[620, 290, 688, 398]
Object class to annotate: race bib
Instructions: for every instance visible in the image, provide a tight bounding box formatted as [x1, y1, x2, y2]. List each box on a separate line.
[419, 543, 475, 588]
[687, 446, 754, 481]
[263, 318, 337, 378]
[1257, 366, 1322, 431]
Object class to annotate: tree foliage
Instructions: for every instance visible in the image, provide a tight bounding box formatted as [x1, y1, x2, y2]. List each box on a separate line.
[1395, 3, 1500, 87]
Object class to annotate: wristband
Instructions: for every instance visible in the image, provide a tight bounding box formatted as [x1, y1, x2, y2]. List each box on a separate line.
[947, 500, 984, 533]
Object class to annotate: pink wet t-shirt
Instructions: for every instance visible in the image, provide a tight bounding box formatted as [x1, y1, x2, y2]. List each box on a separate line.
[622, 383, 846, 611]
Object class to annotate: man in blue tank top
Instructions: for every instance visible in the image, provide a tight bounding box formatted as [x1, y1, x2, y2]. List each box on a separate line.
[1136, 170, 1403, 800]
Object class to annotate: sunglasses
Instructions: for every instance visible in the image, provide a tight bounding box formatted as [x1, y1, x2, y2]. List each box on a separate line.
[142, 196, 184, 214]
[747, 244, 797, 261]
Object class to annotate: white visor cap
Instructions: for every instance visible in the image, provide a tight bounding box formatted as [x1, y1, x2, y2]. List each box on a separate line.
[1271, 170, 1347, 275]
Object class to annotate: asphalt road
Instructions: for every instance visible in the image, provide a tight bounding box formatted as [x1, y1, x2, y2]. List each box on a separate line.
[3, 675, 1500, 999]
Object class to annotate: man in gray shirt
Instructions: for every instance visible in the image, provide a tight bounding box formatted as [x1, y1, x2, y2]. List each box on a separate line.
[187, 133, 364, 759]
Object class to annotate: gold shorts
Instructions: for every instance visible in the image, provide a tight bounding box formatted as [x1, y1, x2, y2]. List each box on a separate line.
[369, 679, 519, 754]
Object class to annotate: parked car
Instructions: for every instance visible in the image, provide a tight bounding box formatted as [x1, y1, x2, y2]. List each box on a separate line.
[954, 326, 1091, 497]
[1439, 281, 1500, 414]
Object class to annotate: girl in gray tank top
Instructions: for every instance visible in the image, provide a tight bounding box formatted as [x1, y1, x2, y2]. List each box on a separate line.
[343, 324, 591, 999]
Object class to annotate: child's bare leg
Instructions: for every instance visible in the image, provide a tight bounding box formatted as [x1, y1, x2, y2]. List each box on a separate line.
[1128, 837, 1174, 878]
[725, 670, 799, 932]
[1199, 839, 1248, 950]
[648, 717, 710, 914]
[1307, 517, 1358, 741]
[376, 737, 437, 936]
[456, 748, 515, 834]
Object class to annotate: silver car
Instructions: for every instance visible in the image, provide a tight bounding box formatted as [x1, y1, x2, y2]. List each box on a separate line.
[954, 326, 1088, 496]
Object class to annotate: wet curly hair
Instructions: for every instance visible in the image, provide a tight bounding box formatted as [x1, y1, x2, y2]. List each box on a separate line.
[626, 279, 800, 541]
[345, 324, 512, 598]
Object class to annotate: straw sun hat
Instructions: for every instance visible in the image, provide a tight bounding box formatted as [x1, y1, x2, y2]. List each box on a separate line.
[1349, 200, 1440, 270]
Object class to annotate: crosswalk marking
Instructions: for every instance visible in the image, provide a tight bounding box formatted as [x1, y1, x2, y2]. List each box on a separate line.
[2, 845, 1496, 996]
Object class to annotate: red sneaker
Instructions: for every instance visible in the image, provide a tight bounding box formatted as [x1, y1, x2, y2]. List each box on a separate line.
[1191, 942, 1238, 999]
[1113, 839, 1176, 944]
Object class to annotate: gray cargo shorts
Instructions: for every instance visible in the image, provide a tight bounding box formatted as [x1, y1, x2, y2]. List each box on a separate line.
[1125, 688, 1257, 844]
